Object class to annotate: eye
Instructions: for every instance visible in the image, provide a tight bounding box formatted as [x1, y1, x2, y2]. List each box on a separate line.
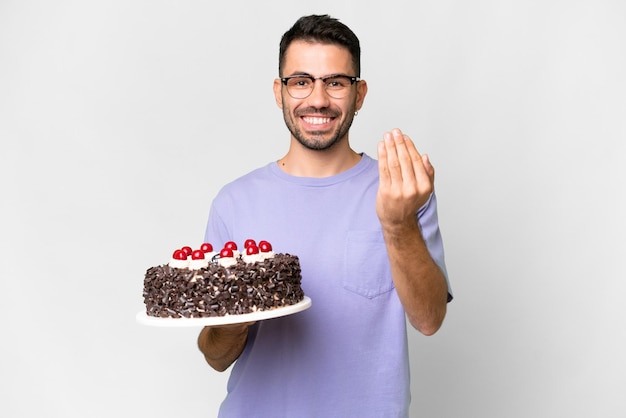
[325, 76, 349, 88]
[288, 77, 312, 88]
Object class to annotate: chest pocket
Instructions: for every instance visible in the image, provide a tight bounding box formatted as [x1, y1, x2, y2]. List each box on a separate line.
[342, 230, 395, 299]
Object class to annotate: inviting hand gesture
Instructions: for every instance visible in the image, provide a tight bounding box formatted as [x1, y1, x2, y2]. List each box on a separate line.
[376, 128, 435, 230]
[376, 128, 447, 334]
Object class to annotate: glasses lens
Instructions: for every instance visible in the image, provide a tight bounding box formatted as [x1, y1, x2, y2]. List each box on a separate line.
[286, 77, 313, 99]
[324, 76, 353, 98]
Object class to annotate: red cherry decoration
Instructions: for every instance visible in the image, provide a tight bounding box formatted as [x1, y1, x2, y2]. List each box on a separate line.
[246, 245, 259, 255]
[200, 242, 213, 253]
[244, 239, 256, 249]
[224, 241, 238, 251]
[191, 249, 205, 260]
[181, 246, 193, 257]
[172, 249, 187, 260]
[258, 240, 272, 252]
[220, 247, 234, 258]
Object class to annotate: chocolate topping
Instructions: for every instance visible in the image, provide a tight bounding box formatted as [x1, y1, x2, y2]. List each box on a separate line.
[143, 254, 304, 318]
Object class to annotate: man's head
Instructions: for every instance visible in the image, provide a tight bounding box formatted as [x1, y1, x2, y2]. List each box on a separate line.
[274, 15, 367, 152]
[278, 14, 361, 78]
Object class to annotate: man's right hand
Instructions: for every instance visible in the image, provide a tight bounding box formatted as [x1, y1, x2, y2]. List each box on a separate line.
[197, 322, 255, 372]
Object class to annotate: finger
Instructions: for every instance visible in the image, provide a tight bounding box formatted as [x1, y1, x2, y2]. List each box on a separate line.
[422, 154, 435, 182]
[400, 134, 435, 186]
[382, 131, 404, 185]
[377, 138, 390, 185]
[401, 135, 422, 165]
[390, 129, 430, 194]
[385, 129, 411, 184]
[394, 131, 421, 192]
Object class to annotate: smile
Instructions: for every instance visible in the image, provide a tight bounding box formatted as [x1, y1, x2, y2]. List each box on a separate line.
[302, 116, 333, 125]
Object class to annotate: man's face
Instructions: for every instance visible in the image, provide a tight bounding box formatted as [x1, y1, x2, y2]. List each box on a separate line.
[273, 40, 367, 151]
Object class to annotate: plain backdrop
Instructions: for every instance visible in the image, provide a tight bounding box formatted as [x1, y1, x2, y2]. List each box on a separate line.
[1, 1, 625, 417]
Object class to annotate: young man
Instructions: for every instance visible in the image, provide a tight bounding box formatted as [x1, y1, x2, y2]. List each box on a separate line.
[198, 14, 452, 417]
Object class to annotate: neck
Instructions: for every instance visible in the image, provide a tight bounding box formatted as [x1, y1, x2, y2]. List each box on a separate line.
[278, 138, 361, 178]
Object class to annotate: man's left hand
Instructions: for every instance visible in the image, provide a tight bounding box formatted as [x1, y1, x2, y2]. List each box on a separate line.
[376, 128, 435, 230]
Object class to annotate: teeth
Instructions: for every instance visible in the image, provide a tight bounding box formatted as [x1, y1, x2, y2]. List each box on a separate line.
[303, 117, 331, 125]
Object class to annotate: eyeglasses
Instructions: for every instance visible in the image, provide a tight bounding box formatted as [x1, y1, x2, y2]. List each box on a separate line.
[280, 74, 360, 99]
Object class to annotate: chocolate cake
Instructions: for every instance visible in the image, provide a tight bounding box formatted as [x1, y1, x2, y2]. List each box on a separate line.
[142, 240, 305, 318]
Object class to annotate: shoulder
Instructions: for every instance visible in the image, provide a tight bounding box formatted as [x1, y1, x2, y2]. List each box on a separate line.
[218, 163, 275, 194]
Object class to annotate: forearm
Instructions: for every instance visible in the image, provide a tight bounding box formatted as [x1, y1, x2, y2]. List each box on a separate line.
[197, 324, 250, 372]
[383, 221, 448, 335]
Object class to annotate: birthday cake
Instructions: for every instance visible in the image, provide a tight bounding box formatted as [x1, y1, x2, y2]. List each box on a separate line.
[142, 239, 304, 318]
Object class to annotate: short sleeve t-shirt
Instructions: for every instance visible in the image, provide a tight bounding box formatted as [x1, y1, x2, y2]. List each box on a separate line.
[204, 154, 451, 418]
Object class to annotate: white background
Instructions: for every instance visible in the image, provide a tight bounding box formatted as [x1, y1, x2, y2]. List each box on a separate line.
[1, 1, 625, 417]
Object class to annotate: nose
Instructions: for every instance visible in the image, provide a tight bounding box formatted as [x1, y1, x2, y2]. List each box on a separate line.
[306, 78, 331, 107]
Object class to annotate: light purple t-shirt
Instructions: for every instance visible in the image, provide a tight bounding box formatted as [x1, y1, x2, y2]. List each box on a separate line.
[204, 154, 451, 418]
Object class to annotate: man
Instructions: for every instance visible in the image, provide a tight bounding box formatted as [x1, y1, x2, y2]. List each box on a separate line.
[198, 14, 452, 417]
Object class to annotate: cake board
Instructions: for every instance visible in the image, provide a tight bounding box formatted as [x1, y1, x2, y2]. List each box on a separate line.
[136, 296, 311, 327]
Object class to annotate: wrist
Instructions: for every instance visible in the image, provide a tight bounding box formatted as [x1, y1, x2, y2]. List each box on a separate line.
[380, 218, 421, 241]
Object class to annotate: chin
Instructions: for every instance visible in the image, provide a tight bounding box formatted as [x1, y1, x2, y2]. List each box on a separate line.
[299, 136, 342, 151]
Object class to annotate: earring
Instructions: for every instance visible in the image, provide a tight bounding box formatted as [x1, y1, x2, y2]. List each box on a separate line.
[354, 111, 359, 116]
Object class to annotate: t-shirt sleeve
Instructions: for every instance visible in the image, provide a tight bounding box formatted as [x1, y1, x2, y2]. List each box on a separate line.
[417, 192, 453, 302]
[204, 195, 231, 247]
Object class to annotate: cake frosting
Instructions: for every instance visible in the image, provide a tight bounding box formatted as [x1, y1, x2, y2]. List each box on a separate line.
[143, 239, 304, 318]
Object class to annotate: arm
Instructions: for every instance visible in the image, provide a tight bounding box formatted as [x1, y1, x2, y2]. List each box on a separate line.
[197, 322, 253, 372]
[376, 129, 449, 335]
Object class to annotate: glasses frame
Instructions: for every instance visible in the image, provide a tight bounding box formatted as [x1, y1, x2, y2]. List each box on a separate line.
[280, 74, 360, 99]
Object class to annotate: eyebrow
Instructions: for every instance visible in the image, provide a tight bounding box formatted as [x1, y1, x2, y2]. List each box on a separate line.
[283, 71, 312, 77]
[283, 72, 351, 78]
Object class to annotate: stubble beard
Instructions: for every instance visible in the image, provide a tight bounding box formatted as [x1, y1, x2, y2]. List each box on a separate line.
[283, 102, 357, 151]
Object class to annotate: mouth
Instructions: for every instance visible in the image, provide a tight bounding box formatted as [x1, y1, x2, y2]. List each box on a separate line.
[299, 114, 338, 133]
[295, 107, 340, 133]
[301, 116, 334, 126]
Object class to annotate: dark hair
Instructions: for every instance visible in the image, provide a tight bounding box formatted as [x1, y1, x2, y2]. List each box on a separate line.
[278, 14, 361, 77]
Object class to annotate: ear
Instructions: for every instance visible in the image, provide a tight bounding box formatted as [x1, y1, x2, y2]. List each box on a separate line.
[355, 79, 368, 111]
[273, 78, 284, 109]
